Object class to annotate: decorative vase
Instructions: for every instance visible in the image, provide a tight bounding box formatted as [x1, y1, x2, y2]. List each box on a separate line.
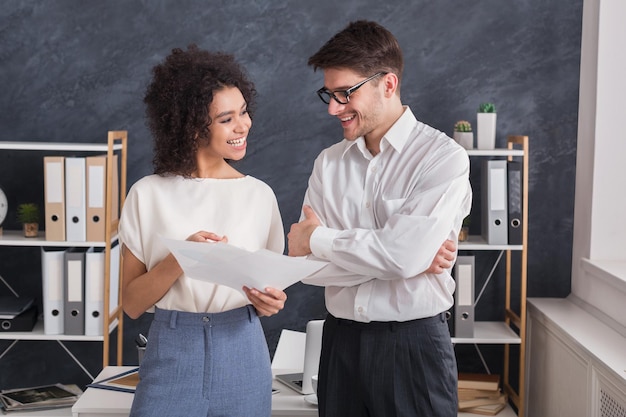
[23, 223, 38, 237]
[476, 113, 497, 149]
[453, 132, 474, 150]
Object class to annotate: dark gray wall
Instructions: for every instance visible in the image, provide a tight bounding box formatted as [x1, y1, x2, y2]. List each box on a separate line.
[0, 0, 582, 390]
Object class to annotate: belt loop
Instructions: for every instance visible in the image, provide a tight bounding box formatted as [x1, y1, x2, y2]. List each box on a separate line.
[169, 310, 178, 329]
[247, 305, 254, 322]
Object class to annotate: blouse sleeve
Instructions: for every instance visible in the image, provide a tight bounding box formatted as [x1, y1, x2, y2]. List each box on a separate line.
[266, 190, 285, 254]
[118, 183, 145, 264]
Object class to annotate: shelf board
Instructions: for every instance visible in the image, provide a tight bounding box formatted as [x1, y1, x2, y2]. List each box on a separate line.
[0, 317, 119, 341]
[466, 148, 524, 157]
[452, 321, 521, 344]
[0, 141, 123, 152]
[458, 235, 523, 251]
[0, 230, 117, 247]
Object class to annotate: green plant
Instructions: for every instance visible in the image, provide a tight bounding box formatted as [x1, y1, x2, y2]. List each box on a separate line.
[462, 215, 471, 227]
[16, 203, 39, 224]
[478, 102, 496, 113]
[454, 120, 472, 132]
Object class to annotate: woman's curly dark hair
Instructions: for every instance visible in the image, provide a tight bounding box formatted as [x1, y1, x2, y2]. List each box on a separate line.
[144, 44, 256, 176]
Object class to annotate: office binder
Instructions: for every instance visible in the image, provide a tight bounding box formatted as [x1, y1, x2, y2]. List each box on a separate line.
[43, 156, 66, 241]
[86, 156, 107, 242]
[0, 296, 35, 319]
[481, 160, 508, 245]
[85, 247, 104, 336]
[83, 242, 120, 336]
[109, 243, 121, 316]
[0, 305, 38, 332]
[41, 247, 67, 335]
[64, 248, 87, 335]
[507, 161, 523, 245]
[85, 154, 119, 242]
[454, 255, 475, 338]
[65, 157, 87, 242]
[111, 154, 120, 224]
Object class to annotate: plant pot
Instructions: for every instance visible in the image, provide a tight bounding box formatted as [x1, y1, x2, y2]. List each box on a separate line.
[23, 223, 38, 238]
[476, 113, 497, 149]
[453, 132, 474, 150]
[459, 226, 469, 242]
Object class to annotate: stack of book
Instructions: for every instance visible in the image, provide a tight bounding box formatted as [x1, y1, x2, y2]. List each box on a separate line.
[0, 383, 82, 413]
[458, 373, 507, 415]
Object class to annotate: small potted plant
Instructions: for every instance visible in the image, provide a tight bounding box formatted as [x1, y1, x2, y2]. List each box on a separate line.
[476, 102, 497, 149]
[17, 203, 39, 237]
[453, 120, 473, 150]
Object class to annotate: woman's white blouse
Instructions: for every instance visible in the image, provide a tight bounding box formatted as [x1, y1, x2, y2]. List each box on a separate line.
[119, 174, 285, 314]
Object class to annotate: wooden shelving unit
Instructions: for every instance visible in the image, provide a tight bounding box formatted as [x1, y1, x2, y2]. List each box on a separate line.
[453, 135, 529, 416]
[0, 131, 127, 377]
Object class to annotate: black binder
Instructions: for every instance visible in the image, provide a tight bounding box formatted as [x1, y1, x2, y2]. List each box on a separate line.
[0, 296, 34, 319]
[507, 161, 523, 245]
[0, 305, 37, 332]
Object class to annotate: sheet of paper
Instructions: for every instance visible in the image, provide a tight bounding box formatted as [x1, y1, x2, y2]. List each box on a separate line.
[161, 237, 328, 294]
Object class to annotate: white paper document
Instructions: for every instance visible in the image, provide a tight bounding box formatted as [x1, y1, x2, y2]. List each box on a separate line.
[162, 237, 328, 294]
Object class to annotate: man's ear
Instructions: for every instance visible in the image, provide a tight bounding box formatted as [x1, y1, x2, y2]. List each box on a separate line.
[382, 73, 399, 98]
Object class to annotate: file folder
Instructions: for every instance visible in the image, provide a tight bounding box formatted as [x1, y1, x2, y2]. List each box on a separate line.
[108, 243, 121, 317]
[65, 157, 87, 242]
[454, 255, 475, 338]
[111, 154, 120, 224]
[64, 248, 87, 335]
[85, 247, 104, 336]
[84, 242, 120, 336]
[507, 161, 523, 245]
[481, 160, 508, 245]
[41, 247, 67, 335]
[86, 156, 107, 242]
[0, 296, 35, 319]
[43, 156, 66, 241]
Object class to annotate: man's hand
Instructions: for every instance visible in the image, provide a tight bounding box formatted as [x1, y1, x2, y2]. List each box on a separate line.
[242, 286, 287, 317]
[287, 205, 321, 257]
[426, 239, 457, 274]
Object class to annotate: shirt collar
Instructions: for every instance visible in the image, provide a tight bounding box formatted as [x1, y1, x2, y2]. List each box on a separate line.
[340, 106, 417, 159]
[382, 106, 417, 153]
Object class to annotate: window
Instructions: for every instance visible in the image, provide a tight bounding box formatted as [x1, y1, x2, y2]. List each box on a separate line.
[570, 0, 626, 334]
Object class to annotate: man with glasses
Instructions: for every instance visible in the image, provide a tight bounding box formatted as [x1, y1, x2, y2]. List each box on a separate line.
[288, 20, 472, 417]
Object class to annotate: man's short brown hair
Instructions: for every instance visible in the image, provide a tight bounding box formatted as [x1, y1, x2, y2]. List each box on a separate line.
[308, 20, 404, 86]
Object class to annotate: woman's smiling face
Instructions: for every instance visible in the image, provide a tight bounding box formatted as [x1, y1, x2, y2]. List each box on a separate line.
[204, 86, 251, 162]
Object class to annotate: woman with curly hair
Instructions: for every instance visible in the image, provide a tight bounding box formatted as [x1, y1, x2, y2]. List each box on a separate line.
[119, 44, 286, 417]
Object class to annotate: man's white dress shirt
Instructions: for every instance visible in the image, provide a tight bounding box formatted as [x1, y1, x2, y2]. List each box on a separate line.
[302, 106, 472, 322]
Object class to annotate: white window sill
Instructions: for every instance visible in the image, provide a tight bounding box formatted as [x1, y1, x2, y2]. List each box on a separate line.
[581, 258, 626, 291]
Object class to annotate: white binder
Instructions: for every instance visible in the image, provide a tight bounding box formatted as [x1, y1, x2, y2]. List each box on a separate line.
[41, 247, 67, 335]
[65, 157, 87, 242]
[43, 156, 66, 241]
[85, 247, 104, 336]
[108, 243, 121, 317]
[454, 255, 475, 338]
[481, 159, 508, 244]
[84, 243, 120, 336]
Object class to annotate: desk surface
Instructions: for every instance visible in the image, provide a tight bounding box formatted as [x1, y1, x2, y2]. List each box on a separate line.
[71, 366, 317, 417]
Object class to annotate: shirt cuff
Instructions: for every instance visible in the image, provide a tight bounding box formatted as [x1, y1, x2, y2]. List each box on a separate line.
[310, 226, 339, 261]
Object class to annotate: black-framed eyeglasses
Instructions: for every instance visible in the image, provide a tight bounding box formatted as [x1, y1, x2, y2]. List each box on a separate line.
[316, 72, 387, 105]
